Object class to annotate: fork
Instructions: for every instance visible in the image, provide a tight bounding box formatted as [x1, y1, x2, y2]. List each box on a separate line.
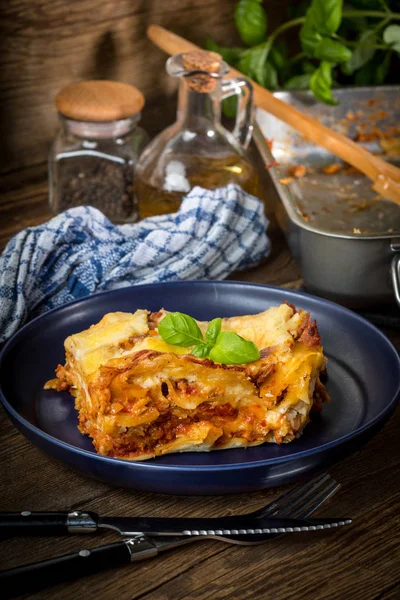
[222, 472, 340, 545]
[1, 474, 341, 598]
[139, 472, 340, 548]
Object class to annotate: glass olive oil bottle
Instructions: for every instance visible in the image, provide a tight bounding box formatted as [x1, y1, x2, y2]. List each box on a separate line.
[135, 50, 259, 218]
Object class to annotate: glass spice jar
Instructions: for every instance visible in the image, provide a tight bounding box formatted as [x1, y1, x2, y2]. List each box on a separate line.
[135, 50, 259, 218]
[49, 80, 149, 223]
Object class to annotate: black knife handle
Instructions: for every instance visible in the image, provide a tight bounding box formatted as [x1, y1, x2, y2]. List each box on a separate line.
[0, 539, 138, 598]
[0, 511, 98, 536]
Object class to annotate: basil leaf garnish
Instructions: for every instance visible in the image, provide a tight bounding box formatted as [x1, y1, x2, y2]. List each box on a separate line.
[192, 343, 211, 358]
[158, 312, 204, 347]
[206, 318, 222, 345]
[209, 331, 260, 365]
[158, 312, 260, 365]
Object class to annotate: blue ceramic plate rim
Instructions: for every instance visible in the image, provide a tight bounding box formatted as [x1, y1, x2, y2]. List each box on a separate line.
[1, 281, 399, 472]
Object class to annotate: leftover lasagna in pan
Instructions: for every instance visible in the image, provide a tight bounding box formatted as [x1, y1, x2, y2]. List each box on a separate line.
[45, 303, 329, 460]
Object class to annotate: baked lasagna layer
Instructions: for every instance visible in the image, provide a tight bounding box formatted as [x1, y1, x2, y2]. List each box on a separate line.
[45, 303, 329, 460]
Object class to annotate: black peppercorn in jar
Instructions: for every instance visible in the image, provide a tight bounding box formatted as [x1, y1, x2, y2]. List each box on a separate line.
[49, 80, 149, 223]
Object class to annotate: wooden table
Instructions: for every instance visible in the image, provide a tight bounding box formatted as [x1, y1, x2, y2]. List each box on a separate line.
[1, 166, 399, 600]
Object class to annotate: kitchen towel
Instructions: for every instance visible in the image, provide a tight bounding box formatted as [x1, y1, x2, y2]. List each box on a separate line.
[0, 184, 269, 343]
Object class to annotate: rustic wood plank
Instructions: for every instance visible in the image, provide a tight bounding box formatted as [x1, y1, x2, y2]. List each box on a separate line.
[0, 164, 51, 250]
[0, 0, 293, 174]
[376, 584, 400, 600]
[0, 430, 111, 511]
[0, 0, 239, 173]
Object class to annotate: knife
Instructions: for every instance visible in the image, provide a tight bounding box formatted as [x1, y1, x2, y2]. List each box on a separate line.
[0, 511, 351, 537]
[0, 519, 350, 600]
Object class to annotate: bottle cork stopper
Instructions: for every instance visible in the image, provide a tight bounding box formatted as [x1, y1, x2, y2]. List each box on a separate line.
[55, 80, 145, 122]
[181, 50, 222, 93]
[181, 50, 222, 73]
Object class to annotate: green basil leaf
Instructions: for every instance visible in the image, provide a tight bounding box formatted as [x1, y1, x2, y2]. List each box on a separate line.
[351, 50, 392, 87]
[222, 95, 238, 118]
[284, 73, 313, 90]
[234, 0, 268, 46]
[314, 38, 351, 63]
[301, 0, 343, 58]
[341, 3, 368, 33]
[383, 25, 400, 54]
[248, 44, 265, 74]
[237, 43, 273, 86]
[205, 37, 244, 65]
[206, 318, 222, 345]
[353, 61, 374, 85]
[300, 19, 323, 58]
[259, 60, 278, 89]
[236, 50, 253, 76]
[158, 312, 204, 347]
[302, 60, 317, 74]
[341, 30, 377, 75]
[310, 61, 338, 105]
[209, 331, 260, 365]
[269, 44, 286, 70]
[307, 0, 343, 37]
[192, 343, 211, 358]
[374, 51, 392, 85]
[250, 43, 271, 80]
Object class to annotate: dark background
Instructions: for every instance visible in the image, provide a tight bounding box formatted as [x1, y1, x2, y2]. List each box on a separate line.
[0, 0, 292, 177]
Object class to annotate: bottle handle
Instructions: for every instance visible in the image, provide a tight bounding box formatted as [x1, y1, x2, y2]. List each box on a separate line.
[221, 78, 254, 149]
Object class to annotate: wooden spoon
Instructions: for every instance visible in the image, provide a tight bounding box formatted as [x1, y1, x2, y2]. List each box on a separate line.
[147, 24, 400, 206]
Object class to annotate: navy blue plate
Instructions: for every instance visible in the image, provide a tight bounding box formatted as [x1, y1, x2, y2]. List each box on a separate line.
[1, 281, 399, 495]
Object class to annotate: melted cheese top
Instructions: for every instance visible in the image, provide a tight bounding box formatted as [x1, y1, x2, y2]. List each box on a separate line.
[65, 306, 314, 375]
[65, 311, 149, 375]
[131, 337, 189, 356]
[220, 304, 303, 350]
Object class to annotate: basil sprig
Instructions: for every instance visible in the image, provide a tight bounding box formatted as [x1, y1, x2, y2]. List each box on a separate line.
[310, 61, 338, 105]
[209, 331, 260, 365]
[206, 0, 400, 106]
[157, 312, 260, 365]
[157, 312, 204, 347]
[234, 0, 268, 46]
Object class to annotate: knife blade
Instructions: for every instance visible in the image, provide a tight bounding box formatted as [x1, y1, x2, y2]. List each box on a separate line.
[97, 515, 352, 536]
[0, 511, 352, 537]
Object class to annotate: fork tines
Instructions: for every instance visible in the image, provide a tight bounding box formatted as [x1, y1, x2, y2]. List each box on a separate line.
[253, 473, 340, 519]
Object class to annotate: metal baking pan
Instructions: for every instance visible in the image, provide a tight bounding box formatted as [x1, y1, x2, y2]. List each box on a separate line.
[256, 86, 400, 309]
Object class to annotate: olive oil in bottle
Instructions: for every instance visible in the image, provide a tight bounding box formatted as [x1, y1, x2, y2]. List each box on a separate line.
[136, 154, 259, 218]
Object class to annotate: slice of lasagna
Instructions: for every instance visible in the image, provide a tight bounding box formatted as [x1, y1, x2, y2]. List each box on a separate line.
[45, 303, 329, 460]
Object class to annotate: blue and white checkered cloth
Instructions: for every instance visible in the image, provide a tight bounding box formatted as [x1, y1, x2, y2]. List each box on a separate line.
[0, 184, 269, 343]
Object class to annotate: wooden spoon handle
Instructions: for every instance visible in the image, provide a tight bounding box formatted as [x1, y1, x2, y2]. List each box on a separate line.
[147, 25, 400, 206]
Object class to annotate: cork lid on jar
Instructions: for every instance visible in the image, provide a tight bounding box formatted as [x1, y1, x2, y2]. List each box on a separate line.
[55, 81, 145, 122]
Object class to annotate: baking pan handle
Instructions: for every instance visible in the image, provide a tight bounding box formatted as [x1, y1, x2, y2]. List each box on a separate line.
[391, 252, 400, 307]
